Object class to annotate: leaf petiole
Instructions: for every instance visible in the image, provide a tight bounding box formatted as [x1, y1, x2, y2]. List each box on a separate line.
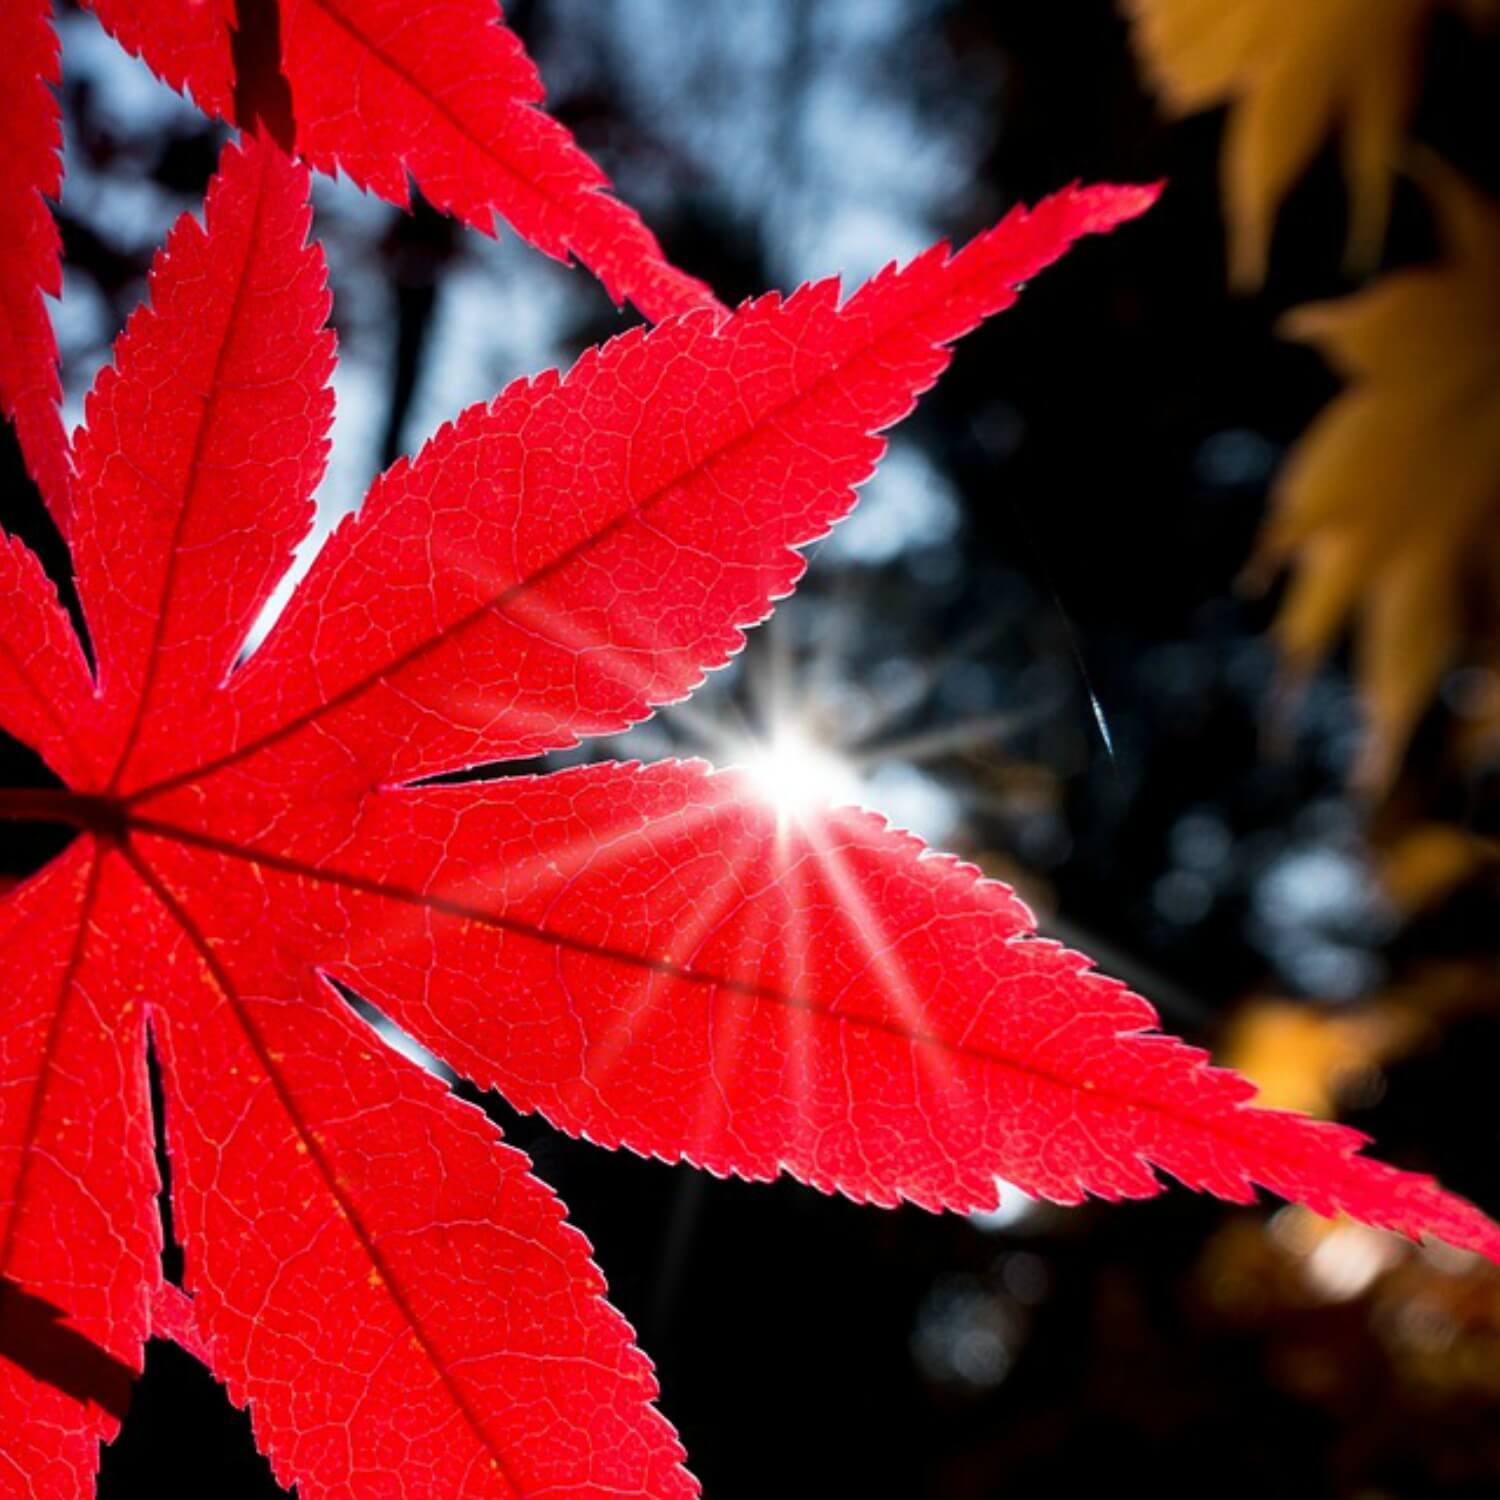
[0, 788, 126, 836]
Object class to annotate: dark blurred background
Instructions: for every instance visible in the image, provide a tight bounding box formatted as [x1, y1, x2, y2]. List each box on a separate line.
[5, 1, 1500, 1495]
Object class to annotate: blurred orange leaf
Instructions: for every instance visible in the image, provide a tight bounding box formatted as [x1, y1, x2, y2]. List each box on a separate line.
[1223, 999, 1425, 1118]
[1123, 0, 1495, 285]
[1260, 164, 1500, 790]
[1379, 821, 1499, 912]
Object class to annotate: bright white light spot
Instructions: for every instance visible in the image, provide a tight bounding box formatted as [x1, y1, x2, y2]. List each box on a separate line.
[1300, 1223, 1403, 1302]
[969, 1178, 1040, 1233]
[738, 723, 864, 820]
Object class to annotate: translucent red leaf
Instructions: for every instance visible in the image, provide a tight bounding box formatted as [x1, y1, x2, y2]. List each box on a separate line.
[0, 0, 71, 526]
[2, 125, 1496, 1500]
[78, 0, 715, 321]
[276, 0, 717, 320]
[80, 0, 238, 117]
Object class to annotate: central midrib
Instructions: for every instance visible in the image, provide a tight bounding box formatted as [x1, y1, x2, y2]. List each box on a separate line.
[304, 0, 579, 213]
[124, 806, 1304, 1179]
[105, 147, 271, 795]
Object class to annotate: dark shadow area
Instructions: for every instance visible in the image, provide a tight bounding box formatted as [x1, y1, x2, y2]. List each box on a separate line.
[145, 1030, 185, 1288]
[0, 1280, 134, 1423]
[230, 0, 296, 153]
[97, 1338, 283, 1498]
[0, 731, 74, 879]
[378, 197, 458, 468]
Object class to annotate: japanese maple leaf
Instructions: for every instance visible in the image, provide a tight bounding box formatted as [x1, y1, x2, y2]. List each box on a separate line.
[1260, 162, 1500, 791]
[1122, 0, 1497, 286]
[3, 133, 1499, 1500]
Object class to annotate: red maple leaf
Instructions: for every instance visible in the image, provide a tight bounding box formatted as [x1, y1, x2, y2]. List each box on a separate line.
[1, 133, 1496, 1499]
[78, 0, 716, 322]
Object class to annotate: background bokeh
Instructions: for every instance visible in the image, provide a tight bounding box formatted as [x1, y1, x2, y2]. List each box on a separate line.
[4, 2, 1500, 1495]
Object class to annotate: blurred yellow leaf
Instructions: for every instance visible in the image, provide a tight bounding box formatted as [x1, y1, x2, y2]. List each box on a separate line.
[1223, 999, 1425, 1116]
[1260, 164, 1500, 790]
[1123, 0, 1495, 285]
[1379, 821, 1499, 912]
[1225, 966, 1498, 1125]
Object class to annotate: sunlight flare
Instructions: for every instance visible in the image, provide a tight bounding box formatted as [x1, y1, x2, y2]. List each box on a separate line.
[735, 720, 866, 821]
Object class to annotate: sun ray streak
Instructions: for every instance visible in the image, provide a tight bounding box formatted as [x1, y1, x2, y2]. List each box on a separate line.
[337, 780, 735, 976]
[800, 814, 960, 1111]
[776, 819, 820, 1175]
[570, 816, 764, 1108]
[848, 709, 1049, 771]
[840, 618, 1011, 751]
[680, 835, 781, 1174]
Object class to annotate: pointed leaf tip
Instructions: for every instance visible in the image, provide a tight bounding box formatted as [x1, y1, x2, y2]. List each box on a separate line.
[1069, 179, 1166, 234]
